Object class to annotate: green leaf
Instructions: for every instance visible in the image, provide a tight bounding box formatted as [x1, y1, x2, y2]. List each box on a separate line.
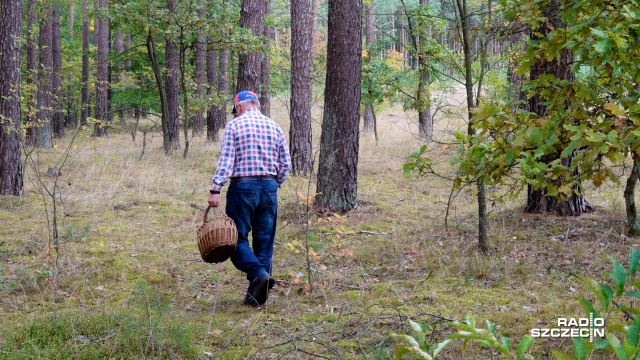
[580, 298, 601, 319]
[574, 337, 587, 360]
[628, 316, 640, 347]
[591, 27, 608, 39]
[432, 339, 452, 358]
[601, 283, 614, 309]
[625, 291, 640, 298]
[594, 39, 611, 53]
[581, 277, 606, 312]
[630, 248, 639, 277]
[604, 102, 627, 117]
[410, 319, 425, 333]
[594, 338, 609, 350]
[621, 339, 638, 358]
[517, 336, 534, 360]
[550, 350, 574, 360]
[612, 259, 629, 296]
[501, 336, 510, 354]
[487, 320, 497, 335]
[606, 333, 628, 360]
[619, 305, 640, 317]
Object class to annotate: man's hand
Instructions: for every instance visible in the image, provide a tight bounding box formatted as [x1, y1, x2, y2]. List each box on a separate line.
[208, 193, 220, 208]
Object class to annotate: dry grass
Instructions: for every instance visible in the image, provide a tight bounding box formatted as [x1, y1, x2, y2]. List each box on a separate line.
[0, 99, 637, 359]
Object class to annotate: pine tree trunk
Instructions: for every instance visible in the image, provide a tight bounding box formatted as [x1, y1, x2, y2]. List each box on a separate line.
[147, 31, 171, 154]
[214, 49, 229, 136]
[193, 32, 206, 136]
[25, 0, 38, 146]
[0, 0, 24, 196]
[456, 0, 487, 253]
[125, 34, 131, 68]
[206, 44, 218, 142]
[417, 0, 432, 139]
[107, 18, 113, 125]
[625, 156, 640, 236]
[81, 0, 90, 127]
[507, 26, 525, 112]
[65, 1, 76, 128]
[36, 5, 53, 149]
[363, 3, 375, 133]
[290, 0, 314, 176]
[52, 6, 64, 138]
[524, 1, 590, 216]
[417, 69, 432, 139]
[114, 28, 124, 121]
[165, 0, 180, 150]
[315, 0, 362, 212]
[236, 0, 265, 94]
[311, 0, 318, 43]
[94, 0, 109, 137]
[260, 0, 272, 117]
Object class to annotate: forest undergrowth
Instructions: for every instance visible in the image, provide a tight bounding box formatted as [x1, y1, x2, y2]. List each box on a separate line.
[0, 101, 636, 359]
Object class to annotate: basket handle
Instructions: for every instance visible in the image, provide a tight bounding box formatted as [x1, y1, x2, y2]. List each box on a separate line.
[203, 206, 216, 224]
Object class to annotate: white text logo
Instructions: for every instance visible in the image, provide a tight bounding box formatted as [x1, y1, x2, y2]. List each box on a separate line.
[530, 314, 604, 342]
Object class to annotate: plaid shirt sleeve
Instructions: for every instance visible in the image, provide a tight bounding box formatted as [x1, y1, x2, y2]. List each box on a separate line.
[211, 126, 236, 192]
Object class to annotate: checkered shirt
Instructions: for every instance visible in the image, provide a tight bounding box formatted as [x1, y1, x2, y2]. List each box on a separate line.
[212, 108, 291, 191]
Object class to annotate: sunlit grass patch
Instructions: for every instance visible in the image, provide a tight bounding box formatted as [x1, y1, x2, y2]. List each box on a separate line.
[1, 99, 639, 358]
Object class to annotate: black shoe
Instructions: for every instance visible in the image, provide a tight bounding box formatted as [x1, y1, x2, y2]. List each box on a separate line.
[243, 273, 270, 307]
[268, 276, 276, 290]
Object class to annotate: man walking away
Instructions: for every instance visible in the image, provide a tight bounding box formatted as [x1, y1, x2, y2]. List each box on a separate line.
[208, 90, 292, 306]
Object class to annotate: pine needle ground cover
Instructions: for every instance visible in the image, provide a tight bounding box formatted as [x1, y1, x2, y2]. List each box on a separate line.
[0, 102, 634, 359]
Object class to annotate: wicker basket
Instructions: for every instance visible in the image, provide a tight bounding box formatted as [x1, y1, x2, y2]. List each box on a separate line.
[197, 206, 237, 263]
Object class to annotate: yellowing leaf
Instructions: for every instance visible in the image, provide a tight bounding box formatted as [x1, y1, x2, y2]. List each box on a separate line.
[604, 102, 626, 117]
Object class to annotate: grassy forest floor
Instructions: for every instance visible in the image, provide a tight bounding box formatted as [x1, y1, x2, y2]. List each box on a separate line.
[0, 99, 637, 359]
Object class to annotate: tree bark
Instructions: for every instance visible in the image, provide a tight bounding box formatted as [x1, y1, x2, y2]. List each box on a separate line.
[179, 30, 190, 159]
[236, 0, 265, 94]
[114, 28, 125, 121]
[363, 3, 375, 133]
[214, 49, 229, 138]
[193, 32, 206, 136]
[524, 0, 591, 216]
[147, 31, 171, 154]
[114, 30, 123, 77]
[290, 0, 314, 176]
[25, 0, 38, 146]
[206, 44, 219, 142]
[65, 0, 76, 128]
[311, 0, 319, 43]
[0, 0, 24, 196]
[417, 0, 433, 140]
[315, 0, 362, 212]
[81, 0, 90, 127]
[125, 34, 132, 68]
[625, 156, 640, 236]
[165, 0, 180, 150]
[94, 0, 109, 137]
[36, 4, 53, 149]
[456, 0, 488, 253]
[52, 5, 64, 138]
[260, 0, 272, 116]
[507, 26, 526, 112]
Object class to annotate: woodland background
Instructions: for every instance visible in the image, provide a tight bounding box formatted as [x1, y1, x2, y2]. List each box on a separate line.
[2, 0, 640, 358]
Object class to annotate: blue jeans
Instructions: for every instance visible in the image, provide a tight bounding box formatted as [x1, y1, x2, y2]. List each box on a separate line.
[226, 179, 278, 281]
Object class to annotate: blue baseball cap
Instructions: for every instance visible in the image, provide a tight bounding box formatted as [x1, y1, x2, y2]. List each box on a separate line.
[232, 90, 258, 114]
